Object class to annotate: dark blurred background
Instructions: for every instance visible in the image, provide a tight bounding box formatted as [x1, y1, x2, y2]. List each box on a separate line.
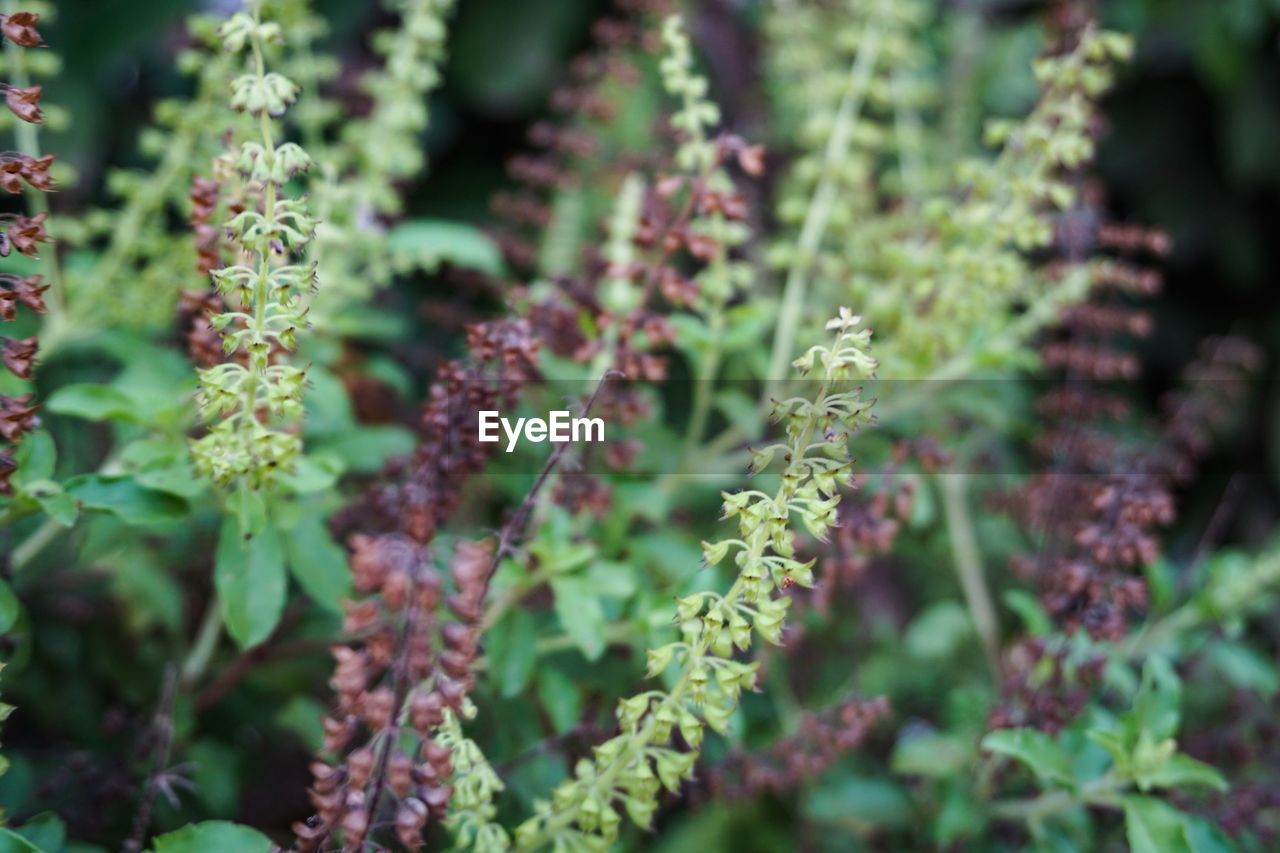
[39, 0, 1280, 544]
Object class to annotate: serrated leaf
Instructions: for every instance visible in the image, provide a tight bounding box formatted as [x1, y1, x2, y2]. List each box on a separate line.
[214, 518, 287, 650]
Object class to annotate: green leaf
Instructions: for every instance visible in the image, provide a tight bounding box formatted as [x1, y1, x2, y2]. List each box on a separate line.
[151, 821, 272, 853]
[64, 475, 188, 526]
[276, 695, 328, 753]
[1181, 813, 1236, 853]
[186, 741, 242, 816]
[279, 454, 343, 495]
[1122, 796, 1194, 853]
[488, 608, 538, 697]
[11, 430, 54, 485]
[713, 389, 764, 442]
[803, 773, 914, 828]
[16, 477, 77, 527]
[313, 426, 415, 474]
[1145, 754, 1228, 793]
[214, 518, 287, 650]
[587, 561, 637, 600]
[0, 579, 20, 634]
[283, 514, 351, 613]
[46, 385, 138, 423]
[1002, 589, 1051, 636]
[536, 666, 582, 734]
[550, 576, 606, 661]
[121, 439, 207, 500]
[892, 731, 972, 778]
[301, 367, 356, 437]
[5, 812, 64, 852]
[1128, 658, 1181, 742]
[0, 828, 46, 852]
[386, 220, 505, 277]
[110, 551, 184, 634]
[1205, 639, 1279, 696]
[981, 728, 1074, 786]
[904, 601, 973, 660]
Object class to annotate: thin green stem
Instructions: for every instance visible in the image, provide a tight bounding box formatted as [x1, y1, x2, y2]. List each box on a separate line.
[680, 292, 725, 463]
[180, 599, 224, 686]
[990, 773, 1124, 824]
[941, 472, 1000, 680]
[763, 8, 883, 398]
[8, 515, 60, 572]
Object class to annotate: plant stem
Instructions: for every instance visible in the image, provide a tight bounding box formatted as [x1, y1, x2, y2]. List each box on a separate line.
[763, 9, 883, 400]
[990, 774, 1123, 823]
[941, 472, 1000, 680]
[181, 599, 224, 687]
[9, 515, 60, 572]
[680, 290, 726, 464]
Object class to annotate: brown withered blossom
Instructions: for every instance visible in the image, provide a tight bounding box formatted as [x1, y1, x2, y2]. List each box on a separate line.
[705, 696, 890, 801]
[0, 19, 55, 501]
[0, 274, 47, 321]
[0, 11, 43, 47]
[2, 335, 38, 380]
[189, 175, 223, 275]
[0, 394, 37, 443]
[3, 83, 44, 124]
[0, 394, 39, 494]
[1, 212, 49, 257]
[302, 320, 541, 849]
[490, 0, 672, 269]
[176, 290, 228, 369]
[989, 639, 1105, 734]
[0, 153, 54, 192]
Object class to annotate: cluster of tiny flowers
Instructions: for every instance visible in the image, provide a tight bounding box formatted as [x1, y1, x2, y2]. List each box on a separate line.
[190, 1, 316, 490]
[1, 8, 52, 494]
[512, 310, 876, 850]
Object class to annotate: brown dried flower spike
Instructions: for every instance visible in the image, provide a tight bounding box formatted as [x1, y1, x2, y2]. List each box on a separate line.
[2, 84, 44, 124]
[0, 12, 44, 48]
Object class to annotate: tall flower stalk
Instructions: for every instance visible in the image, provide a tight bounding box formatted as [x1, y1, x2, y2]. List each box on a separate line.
[1, 3, 55, 494]
[191, 0, 316, 491]
[514, 309, 877, 850]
